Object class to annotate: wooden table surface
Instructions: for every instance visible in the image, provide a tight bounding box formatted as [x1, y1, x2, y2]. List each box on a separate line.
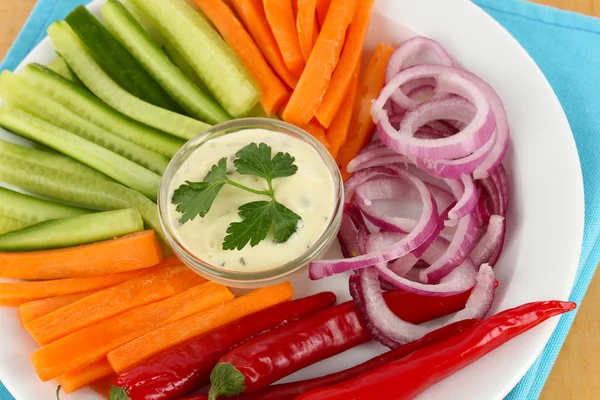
[0, 0, 598, 398]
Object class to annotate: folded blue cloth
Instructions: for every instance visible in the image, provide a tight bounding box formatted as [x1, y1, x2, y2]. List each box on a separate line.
[1, 0, 599, 399]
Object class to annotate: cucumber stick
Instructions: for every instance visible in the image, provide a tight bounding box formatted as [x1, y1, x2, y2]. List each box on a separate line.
[128, 0, 259, 117]
[20, 64, 184, 158]
[65, 5, 183, 114]
[102, 0, 230, 125]
[0, 106, 161, 201]
[0, 208, 143, 251]
[0, 71, 169, 175]
[47, 57, 78, 83]
[0, 139, 112, 183]
[0, 215, 28, 235]
[163, 42, 212, 96]
[48, 22, 211, 140]
[0, 186, 89, 226]
[0, 146, 165, 244]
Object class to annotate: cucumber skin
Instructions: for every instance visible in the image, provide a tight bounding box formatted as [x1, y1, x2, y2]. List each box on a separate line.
[0, 186, 89, 226]
[0, 71, 169, 175]
[0, 107, 161, 201]
[48, 21, 211, 141]
[129, 0, 259, 118]
[0, 150, 166, 246]
[21, 64, 184, 158]
[0, 138, 112, 183]
[0, 209, 144, 252]
[102, 0, 231, 125]
[0, 215, 28, 236]
[65, 5, 184, 114]
[46, 57, 78, 83]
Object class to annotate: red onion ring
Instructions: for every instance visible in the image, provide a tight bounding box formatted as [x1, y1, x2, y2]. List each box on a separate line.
[445, 175, 480, 220]
[470, 215, 505, 266]
[385, 37, 454, 84]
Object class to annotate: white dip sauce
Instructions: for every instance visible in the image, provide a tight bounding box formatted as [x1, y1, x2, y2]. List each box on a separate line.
[168, 128, 336, 272]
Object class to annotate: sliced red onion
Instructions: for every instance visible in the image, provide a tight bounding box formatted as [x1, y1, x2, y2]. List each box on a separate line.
[350, 264, 494, 348]
[470, 215, 505, 266]
[419, 212, 479, 283]
[389, 253, 419, 277]
[385, 37, 454, 84]
[346, 147, 399, 174]
[445, 175, 480, 220]
[309, 168, 439, 279]
[337, 204, 366, 259]
[373, 73, 496, 160]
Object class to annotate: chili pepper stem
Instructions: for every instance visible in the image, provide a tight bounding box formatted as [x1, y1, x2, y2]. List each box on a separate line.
[209, 362, 246, 400]
[108, 385, 131, 400]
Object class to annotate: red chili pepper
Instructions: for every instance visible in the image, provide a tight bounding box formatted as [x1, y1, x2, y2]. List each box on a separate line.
[295, 301, 576, 400]
[207, 289, 472, 399]
[109, 292, 337, 400]
[182, 319, 477, 400]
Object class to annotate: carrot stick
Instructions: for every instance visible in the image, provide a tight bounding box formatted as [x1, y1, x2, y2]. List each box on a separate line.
[326, 65, 360, 158]
[18, 291, 97, 325]
[316, 0, 375, 128]
[230, 0, 298, 89]
[316, 0, 332, 28]
[297, 0, 318, 61]
[0, 269, 153, 306]
[281, 0, 359, 126]
[56, 360, 114, 394]
[263, 0, 306, 77]
[107, 282, 293, 373]
[336, 42, 395, 178]
[25, 266, 206, 345]
[0, 230, 163, 280]
[30, 282, 233, 381]
[301, 119, 331, 150]
[194, 0, 290, 115]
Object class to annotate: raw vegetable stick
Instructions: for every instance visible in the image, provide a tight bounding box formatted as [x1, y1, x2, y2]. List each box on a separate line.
[326, 65, 360, 158]
[297, 0, 318, 61]
[128, 0, 259, 118]
[193, 0, 290, 114]
[316, 0, 374, 128]
[107, 282, 294, 373]
[316, 0, 332, 27]
[281, 0, 359, 126]
[336, 42, 395, 178]
[300, 119, 330, 150]
[263, 0, 305, 77]
[0, 230, 162, 280]
[25, 265, 206, 345]
[57, 360, 115, 394]
[30, 282, 233, 381]
[18, 291, 97, 325]
[0, 215, 28, 236]
[48, 22, 212, 141]
[0, 106, 162, 201]
[0, 269, 152, 306]
[0, 209, 145, 252]
[46, 57, 80, 85]
[230, 0, 298, 89]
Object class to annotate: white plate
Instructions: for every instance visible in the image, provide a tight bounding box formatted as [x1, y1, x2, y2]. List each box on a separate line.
[0, 0, 584, 399]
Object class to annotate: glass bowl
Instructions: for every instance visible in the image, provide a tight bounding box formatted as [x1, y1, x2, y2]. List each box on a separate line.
[158, 118, 344, 289]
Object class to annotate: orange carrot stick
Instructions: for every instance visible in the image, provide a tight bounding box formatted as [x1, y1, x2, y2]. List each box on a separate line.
[18, 291, 97, 325]
[316, 0, 332, 27]
[263, 0, 306, 77]
[56, 360, 114, 394]
[0, 230, 163, 280]
[297, 0, 318, 61]
[30, 282, 233, 381]
[0, 269, 153, 306]
[230, 0, 298, 89]
[326, 65, 360, 158]
[336, 42, 395, 178]
[316, 0, 375, 128]
[281, 0, 359, 126]
[301, 119, 331, 150]
[194, 0, 290, 115]
[25, 266, 206, 345]
[107, 282, 293, 373]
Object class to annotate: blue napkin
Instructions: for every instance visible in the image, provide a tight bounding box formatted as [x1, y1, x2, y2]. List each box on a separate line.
[2, 0, 600, 399]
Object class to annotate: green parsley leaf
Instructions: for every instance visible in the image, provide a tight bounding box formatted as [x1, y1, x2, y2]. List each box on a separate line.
[234, 142, 297, 184]
[172, 157, 229, 223]
[222, 200, 302, 250]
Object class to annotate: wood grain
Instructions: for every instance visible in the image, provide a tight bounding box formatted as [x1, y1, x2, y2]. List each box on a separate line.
[0, 0, 598, 399]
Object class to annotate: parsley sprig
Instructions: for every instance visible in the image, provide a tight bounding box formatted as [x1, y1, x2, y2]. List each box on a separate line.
[172, 142, 302, 251]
